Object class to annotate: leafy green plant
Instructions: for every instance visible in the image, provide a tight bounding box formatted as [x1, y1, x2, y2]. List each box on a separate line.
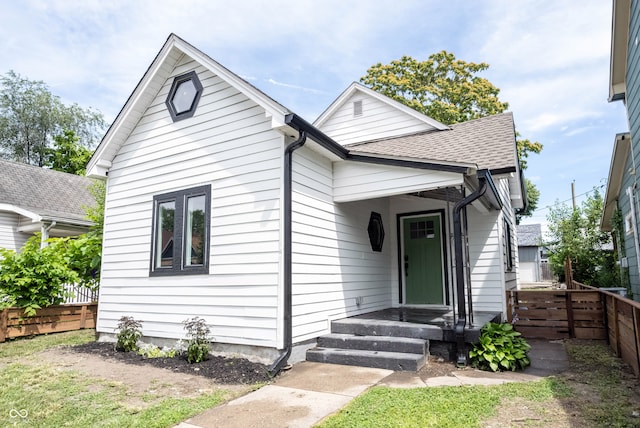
[183, 317, 211, 363]
[137, 343, 177, 359]
[469, 322, 531, 372]
[0, 234, 78, 315]
[115, 316, 142, 352]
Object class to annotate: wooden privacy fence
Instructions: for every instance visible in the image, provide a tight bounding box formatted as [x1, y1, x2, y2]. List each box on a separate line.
[0, 303, 97, 343]
[507, 289, 607, 340]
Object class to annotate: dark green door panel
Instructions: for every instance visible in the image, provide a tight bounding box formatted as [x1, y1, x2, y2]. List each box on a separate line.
[403, 215, 444, 304]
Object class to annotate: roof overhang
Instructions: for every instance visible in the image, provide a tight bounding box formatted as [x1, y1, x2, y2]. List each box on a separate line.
[610, 0, 631, 102]
[87, 33, 290, 178]
[602, 132, 631, 231]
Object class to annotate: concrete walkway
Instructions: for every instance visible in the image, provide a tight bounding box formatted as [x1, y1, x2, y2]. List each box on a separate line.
[175, 339, 568, 428]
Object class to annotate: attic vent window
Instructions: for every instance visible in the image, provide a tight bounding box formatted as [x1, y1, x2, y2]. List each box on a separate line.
[166, 71, 203, 122]
[353, 100, 363, 117]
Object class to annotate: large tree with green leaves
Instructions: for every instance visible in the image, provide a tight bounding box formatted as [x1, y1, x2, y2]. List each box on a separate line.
[0, 70, 106, 167]
[361, 52, 542, 220]
[545, 188, 618, 287]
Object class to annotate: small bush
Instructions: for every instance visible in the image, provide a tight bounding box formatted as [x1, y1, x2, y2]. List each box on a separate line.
[183, 317, 212, 363]
[115, 316, 143, 352]
[136, 343, 177, 359]
[469, 322, 531, 372]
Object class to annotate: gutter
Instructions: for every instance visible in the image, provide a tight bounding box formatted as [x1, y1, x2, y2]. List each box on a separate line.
[452, 171, 491, 366]
[268, 130, 307, 376]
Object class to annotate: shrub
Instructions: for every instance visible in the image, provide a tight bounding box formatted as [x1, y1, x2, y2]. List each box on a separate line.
[115, 316, 143, 352]
[0, 235, 78, 315]
[136, 343, 177, 359]
[469, 322, 531, 372]
[183, 317, 212, 363]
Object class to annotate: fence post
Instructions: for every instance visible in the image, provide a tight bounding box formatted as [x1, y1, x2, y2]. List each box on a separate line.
[80, 304, 87, 329]
[612, 298, 621, 356]
[566, 290, 575, 338]
[634, 307, 640, 376]
[0, 309, 7, 343]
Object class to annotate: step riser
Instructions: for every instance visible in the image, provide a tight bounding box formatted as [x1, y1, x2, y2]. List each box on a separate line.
[317, 335, 426, 354]
[331, 320, 444, 341]
[307, 349, 426, 371]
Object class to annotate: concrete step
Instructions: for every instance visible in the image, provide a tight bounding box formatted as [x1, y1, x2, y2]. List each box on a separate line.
[331, 318, 444, 341]
[306, 347, 427, 371]
[317, 333, 427, 355]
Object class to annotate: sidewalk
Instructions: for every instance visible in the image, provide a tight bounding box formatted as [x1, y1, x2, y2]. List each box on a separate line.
[175, 339, 568, 428]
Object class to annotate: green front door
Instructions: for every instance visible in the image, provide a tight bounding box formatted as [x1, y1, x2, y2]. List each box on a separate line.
[402, 214, 444, 305]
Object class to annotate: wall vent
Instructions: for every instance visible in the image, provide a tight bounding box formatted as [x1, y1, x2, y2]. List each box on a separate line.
[353, 100, 363, 117]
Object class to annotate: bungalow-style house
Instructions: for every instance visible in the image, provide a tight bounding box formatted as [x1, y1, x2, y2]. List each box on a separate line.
[87, 34, 525, 371]
[602, 0, 640, 301]
[0, 158, 95, 251]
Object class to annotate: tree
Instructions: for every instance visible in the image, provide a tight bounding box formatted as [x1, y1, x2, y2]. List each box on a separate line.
[0, 70, 106, 167]
[545, 188, 617, 287]
[361, 52, 542, 219]
[517, 178, 540, 225]
[44, 130, 93, 175]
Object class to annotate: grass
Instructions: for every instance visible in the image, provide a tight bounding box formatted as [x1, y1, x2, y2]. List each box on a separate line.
[317, 378, 570, 428]
[317, 340, 640, 428]
[0, 330, 233, 427]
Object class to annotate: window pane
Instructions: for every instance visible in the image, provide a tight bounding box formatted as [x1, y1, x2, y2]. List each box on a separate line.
[185, 195, 206, 266]
[156, 201, 175, 268]
[172, 80, 197, 113]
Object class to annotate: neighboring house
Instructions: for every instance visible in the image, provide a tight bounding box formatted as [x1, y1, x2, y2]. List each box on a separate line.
[87, 34, 526, 369]
[0, 158, 95, 252]
[516, 224, 547, 283]
[602, 0, 640, 300]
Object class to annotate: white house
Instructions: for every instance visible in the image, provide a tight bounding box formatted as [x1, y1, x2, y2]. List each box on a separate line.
[0, 158, 95, 251]
[87, 34, 525, 371]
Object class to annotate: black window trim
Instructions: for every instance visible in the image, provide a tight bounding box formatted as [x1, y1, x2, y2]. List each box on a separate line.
[150, 184, 211, 276]
[165, 71, 203, 122]
[504, 219, 514, 272]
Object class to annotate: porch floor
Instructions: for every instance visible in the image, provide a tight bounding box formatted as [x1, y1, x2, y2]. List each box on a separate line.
[347, 307, 502, 343]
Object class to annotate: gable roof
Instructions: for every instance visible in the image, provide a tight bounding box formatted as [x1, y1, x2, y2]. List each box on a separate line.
[87, 33, 291, 178]
[516, 224, 542, 247]
[602, 132, 631, 231]
[0, 159, 94, 225]
[346, 112, 518, 173]
[314, 82, 450, 131]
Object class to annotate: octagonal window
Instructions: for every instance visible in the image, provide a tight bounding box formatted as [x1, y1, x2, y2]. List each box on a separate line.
[165, 71, 203, 122]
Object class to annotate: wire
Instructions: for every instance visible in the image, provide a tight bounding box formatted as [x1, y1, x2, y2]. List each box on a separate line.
[529, 185, 605, 214]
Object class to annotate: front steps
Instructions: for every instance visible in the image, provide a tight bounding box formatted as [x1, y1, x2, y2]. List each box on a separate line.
[306, 319, 433, 371]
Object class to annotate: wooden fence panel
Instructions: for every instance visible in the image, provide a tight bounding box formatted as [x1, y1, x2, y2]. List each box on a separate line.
[0, 303, 97, 342]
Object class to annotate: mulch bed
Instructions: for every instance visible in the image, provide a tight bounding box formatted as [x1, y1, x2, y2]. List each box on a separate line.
[70, 341, 273, 385]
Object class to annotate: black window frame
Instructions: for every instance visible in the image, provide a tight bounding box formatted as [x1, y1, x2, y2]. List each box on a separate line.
[503, 219, 514, 271]
[165, 71, 203, 122]
[150, 185, 211, 276]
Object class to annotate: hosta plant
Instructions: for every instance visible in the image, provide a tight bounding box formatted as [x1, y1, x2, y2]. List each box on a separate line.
[469, 322, 531, 372]
[115, 316, 143, 352]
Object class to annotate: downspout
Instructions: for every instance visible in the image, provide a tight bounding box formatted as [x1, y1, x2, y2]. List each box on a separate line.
[453, 176, 489, 366]
[41, 221, 57, 248]
[268, 130, 307, 377]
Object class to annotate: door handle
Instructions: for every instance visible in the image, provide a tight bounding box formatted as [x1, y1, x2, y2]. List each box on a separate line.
[404, 255, 409, 276]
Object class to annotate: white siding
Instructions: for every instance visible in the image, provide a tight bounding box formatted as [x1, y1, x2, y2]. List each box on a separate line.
[466, 177, 516, 316]
[333, 162, 463, 202]
[320, 93, 438, 145]
[96, 57, 284, 348]
[0, 211, 29, 252]
[291, 146, 392, 342]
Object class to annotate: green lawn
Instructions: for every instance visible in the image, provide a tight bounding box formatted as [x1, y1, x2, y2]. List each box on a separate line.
[0, 330, 233, 427]
[318, 340, 640, 428]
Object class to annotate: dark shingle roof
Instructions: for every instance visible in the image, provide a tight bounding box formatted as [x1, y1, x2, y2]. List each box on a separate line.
[0, 159, 95, 224]
[346, 112, 517, 171]
[517, 224, 542, 247]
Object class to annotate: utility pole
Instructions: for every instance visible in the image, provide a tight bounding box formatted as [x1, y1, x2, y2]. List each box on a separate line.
[571, 180, 576, 211]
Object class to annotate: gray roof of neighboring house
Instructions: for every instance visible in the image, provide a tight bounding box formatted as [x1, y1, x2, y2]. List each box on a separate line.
[517, 224, 542, 247]
[0, 158, 95, 225]
[346, 112, 518, 172]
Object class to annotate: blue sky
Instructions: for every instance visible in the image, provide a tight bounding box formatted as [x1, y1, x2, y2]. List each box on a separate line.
[0, 0, 628, 228]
